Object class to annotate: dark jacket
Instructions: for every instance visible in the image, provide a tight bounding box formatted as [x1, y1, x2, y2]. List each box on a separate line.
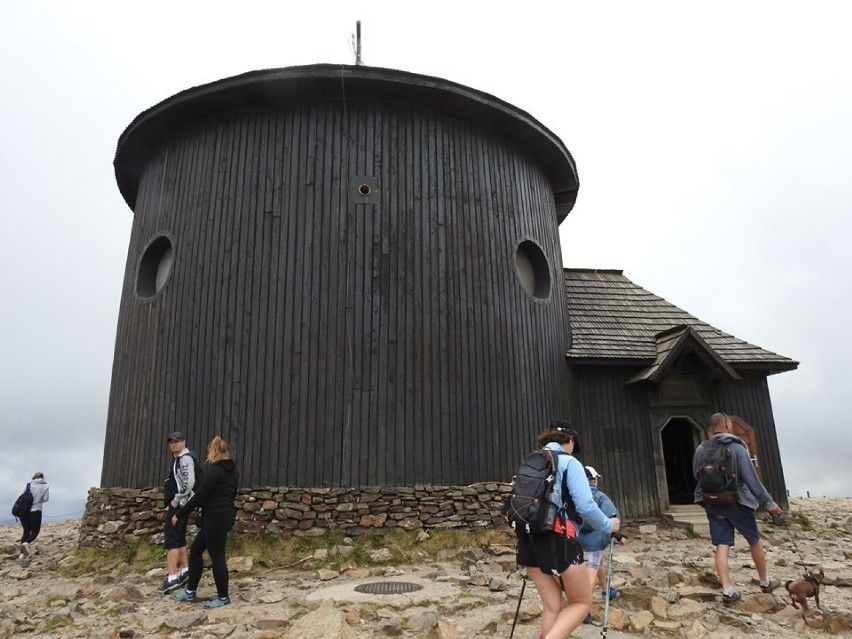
[176, 459, 239, 518]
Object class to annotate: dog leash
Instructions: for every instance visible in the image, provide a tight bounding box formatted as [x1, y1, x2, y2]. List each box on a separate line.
[774, 513, 812, 577]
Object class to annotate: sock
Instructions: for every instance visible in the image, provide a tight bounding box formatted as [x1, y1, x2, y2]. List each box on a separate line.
[179, 567, 188, 575]
[723, 587, 736, 596]
[760, 579, 770, 587]
[169, 573, 179, 581]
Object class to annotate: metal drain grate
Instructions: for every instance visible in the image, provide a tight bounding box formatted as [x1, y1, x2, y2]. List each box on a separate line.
[354, 581, 423, 595]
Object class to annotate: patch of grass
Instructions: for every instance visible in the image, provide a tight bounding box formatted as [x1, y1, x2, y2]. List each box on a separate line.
[796, 513, 813, 531]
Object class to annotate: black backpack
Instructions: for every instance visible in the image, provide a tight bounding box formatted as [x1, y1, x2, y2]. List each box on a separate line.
[12, 483, 33, 519]
[505, 448, 578, 534]
[696, 438, 739, 506]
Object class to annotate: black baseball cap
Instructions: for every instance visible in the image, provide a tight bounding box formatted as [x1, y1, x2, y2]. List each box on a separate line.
[549, 419, 580, 454]
[167, 431, 185, 442]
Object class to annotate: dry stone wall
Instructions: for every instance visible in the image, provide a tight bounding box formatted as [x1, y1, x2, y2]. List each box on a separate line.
[80, 483, 511, 547]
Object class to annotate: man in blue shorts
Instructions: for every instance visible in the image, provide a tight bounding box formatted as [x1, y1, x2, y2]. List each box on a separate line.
[693, 413, 783, 605]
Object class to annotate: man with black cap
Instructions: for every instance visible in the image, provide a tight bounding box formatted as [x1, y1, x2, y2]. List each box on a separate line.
[160, 431, 201, 592]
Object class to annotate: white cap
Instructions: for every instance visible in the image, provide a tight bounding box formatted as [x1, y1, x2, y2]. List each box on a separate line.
[585, 465, 601, 480]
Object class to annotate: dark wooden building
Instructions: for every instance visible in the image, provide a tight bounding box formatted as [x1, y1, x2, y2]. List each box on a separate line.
[102, 65, 579, 489]
[563, 269, 798, 518]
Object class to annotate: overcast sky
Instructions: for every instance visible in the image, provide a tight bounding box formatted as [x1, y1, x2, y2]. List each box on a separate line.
[2, 1, 850, 524]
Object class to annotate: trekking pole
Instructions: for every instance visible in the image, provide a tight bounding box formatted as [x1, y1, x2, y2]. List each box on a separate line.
[509, 567, 527, 639]
[601, 529, 623, 639]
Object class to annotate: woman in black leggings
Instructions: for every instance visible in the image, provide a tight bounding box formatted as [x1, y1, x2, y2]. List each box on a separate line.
[172, 436, 239, 608]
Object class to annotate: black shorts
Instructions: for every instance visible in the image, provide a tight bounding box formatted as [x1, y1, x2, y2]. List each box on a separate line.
[164, 505, 188, 550]
[516, 530, 584, 574]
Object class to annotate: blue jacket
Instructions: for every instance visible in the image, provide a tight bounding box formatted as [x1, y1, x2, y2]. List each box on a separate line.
[544, 443, 612, 536]
[578, 485, 619, 552]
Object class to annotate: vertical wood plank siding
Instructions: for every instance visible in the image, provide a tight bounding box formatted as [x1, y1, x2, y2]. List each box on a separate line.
[103, 101, 571, 489]
[566, 367, 788, 518]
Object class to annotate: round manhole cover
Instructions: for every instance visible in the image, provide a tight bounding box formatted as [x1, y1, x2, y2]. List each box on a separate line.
[354, 581, 423, 595]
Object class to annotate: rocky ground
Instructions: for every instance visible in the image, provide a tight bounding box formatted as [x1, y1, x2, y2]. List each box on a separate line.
[2, 497, 851, 638]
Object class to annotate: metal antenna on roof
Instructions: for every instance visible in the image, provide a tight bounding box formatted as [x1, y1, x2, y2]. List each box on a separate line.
[353, 21, 364, 66]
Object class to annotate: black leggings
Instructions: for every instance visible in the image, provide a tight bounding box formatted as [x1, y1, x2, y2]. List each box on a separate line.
[20, 511, 43, 544]
[186, 508, 235, 599]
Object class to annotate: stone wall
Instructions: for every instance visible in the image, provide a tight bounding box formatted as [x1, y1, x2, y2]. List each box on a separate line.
[79, 483, 512, 548]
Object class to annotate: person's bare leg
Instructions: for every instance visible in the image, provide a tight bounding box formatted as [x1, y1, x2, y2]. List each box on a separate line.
[528, 567, 563, 637]
[541, 564, 591, 639]
[715, 544, 733, 590]
[167, 548, 180, 575]
[749, 540, 768, 582]
[597, 562, 607, 591]
[178, 547, 189, 572]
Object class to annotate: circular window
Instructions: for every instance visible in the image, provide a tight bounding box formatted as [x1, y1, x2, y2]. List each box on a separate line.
[515, 240, 551, 300]
[137, 235, 174, 300]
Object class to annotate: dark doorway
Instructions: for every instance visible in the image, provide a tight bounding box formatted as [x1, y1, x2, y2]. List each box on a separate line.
[662, 418, 702, 505]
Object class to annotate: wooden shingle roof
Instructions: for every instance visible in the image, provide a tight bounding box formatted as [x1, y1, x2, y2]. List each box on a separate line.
[564, 269, 798, 374]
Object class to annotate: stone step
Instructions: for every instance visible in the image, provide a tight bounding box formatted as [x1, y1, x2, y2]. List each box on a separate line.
[662, 505, 710, 537]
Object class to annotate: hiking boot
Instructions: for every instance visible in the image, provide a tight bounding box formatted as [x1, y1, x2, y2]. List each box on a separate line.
[205, 597, 230, 608]
[761, 578, 781, 594]
[601, 586, 618, 600]
[722, 591, 741, 605]
[174, 589, 196, 602]
[159, 576, 182, 593]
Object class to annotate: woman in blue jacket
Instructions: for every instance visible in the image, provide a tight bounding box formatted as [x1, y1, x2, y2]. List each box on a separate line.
[516, 421, 620, 639]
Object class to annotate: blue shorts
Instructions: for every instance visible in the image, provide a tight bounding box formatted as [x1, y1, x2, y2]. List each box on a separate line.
[705, 502, 760, 546]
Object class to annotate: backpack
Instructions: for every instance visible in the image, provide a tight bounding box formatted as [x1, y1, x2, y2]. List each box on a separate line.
[505, 448, 578, 535]
[12, 483, 33, 519]
[696, 438, 739, 506]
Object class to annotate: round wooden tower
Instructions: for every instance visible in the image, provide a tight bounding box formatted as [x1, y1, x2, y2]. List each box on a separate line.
[103, 64, 579, 489]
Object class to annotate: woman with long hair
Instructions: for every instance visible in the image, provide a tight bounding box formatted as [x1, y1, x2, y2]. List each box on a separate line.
[515, 420, 620, 639]
[172, 435, 239, 608]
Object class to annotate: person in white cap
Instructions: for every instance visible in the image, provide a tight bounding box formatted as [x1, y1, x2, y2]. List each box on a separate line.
[577, 465, 624, 623]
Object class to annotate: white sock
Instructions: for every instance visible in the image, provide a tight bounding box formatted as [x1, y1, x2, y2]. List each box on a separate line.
[723, 587, 736, 596]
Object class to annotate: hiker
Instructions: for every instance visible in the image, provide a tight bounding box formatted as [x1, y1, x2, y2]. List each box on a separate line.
[18, 471, 49, 560]
[160, 431, 200, 592]
[173, 435, 239, 608]
[577, 465, 625, 618]
[693, 412, 783, 604]
[516, 420, 620, 639]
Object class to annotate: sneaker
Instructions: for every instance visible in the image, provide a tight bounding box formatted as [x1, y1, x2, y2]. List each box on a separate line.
[583, 614, 593, 625]
[177, 571, 189, 585]
[760, 578, 781, 593]
[159, 577, 181, 593]
[175, 589, 197, 602]
[205, 597, 230, 608]
[20, 542, 29, 557]
[601, 586, 618, 600]
[17, 553, 25, 562]
[722, 591, 741, 605]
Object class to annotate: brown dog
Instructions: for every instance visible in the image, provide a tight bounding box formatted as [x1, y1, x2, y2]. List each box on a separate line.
[785, 568, 824, 618]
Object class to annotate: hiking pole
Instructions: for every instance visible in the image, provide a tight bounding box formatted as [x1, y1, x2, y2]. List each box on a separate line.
[601, 529, 623, 639]
[509, 566, 527, 639]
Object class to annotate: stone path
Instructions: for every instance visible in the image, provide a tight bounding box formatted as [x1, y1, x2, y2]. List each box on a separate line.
[1, 496, 851, 637]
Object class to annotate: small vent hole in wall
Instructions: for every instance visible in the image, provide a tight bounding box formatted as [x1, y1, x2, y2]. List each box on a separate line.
[358, 183, 372, 196]
[137, 236, 174, 299]
[515, 240, 551, 300]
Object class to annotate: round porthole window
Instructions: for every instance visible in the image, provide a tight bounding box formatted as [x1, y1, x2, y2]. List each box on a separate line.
[515, 240, 551, 300]
[137, 235, 174, 300]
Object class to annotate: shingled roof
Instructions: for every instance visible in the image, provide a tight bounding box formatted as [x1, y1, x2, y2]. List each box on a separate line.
[564, 269, 798, 375]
